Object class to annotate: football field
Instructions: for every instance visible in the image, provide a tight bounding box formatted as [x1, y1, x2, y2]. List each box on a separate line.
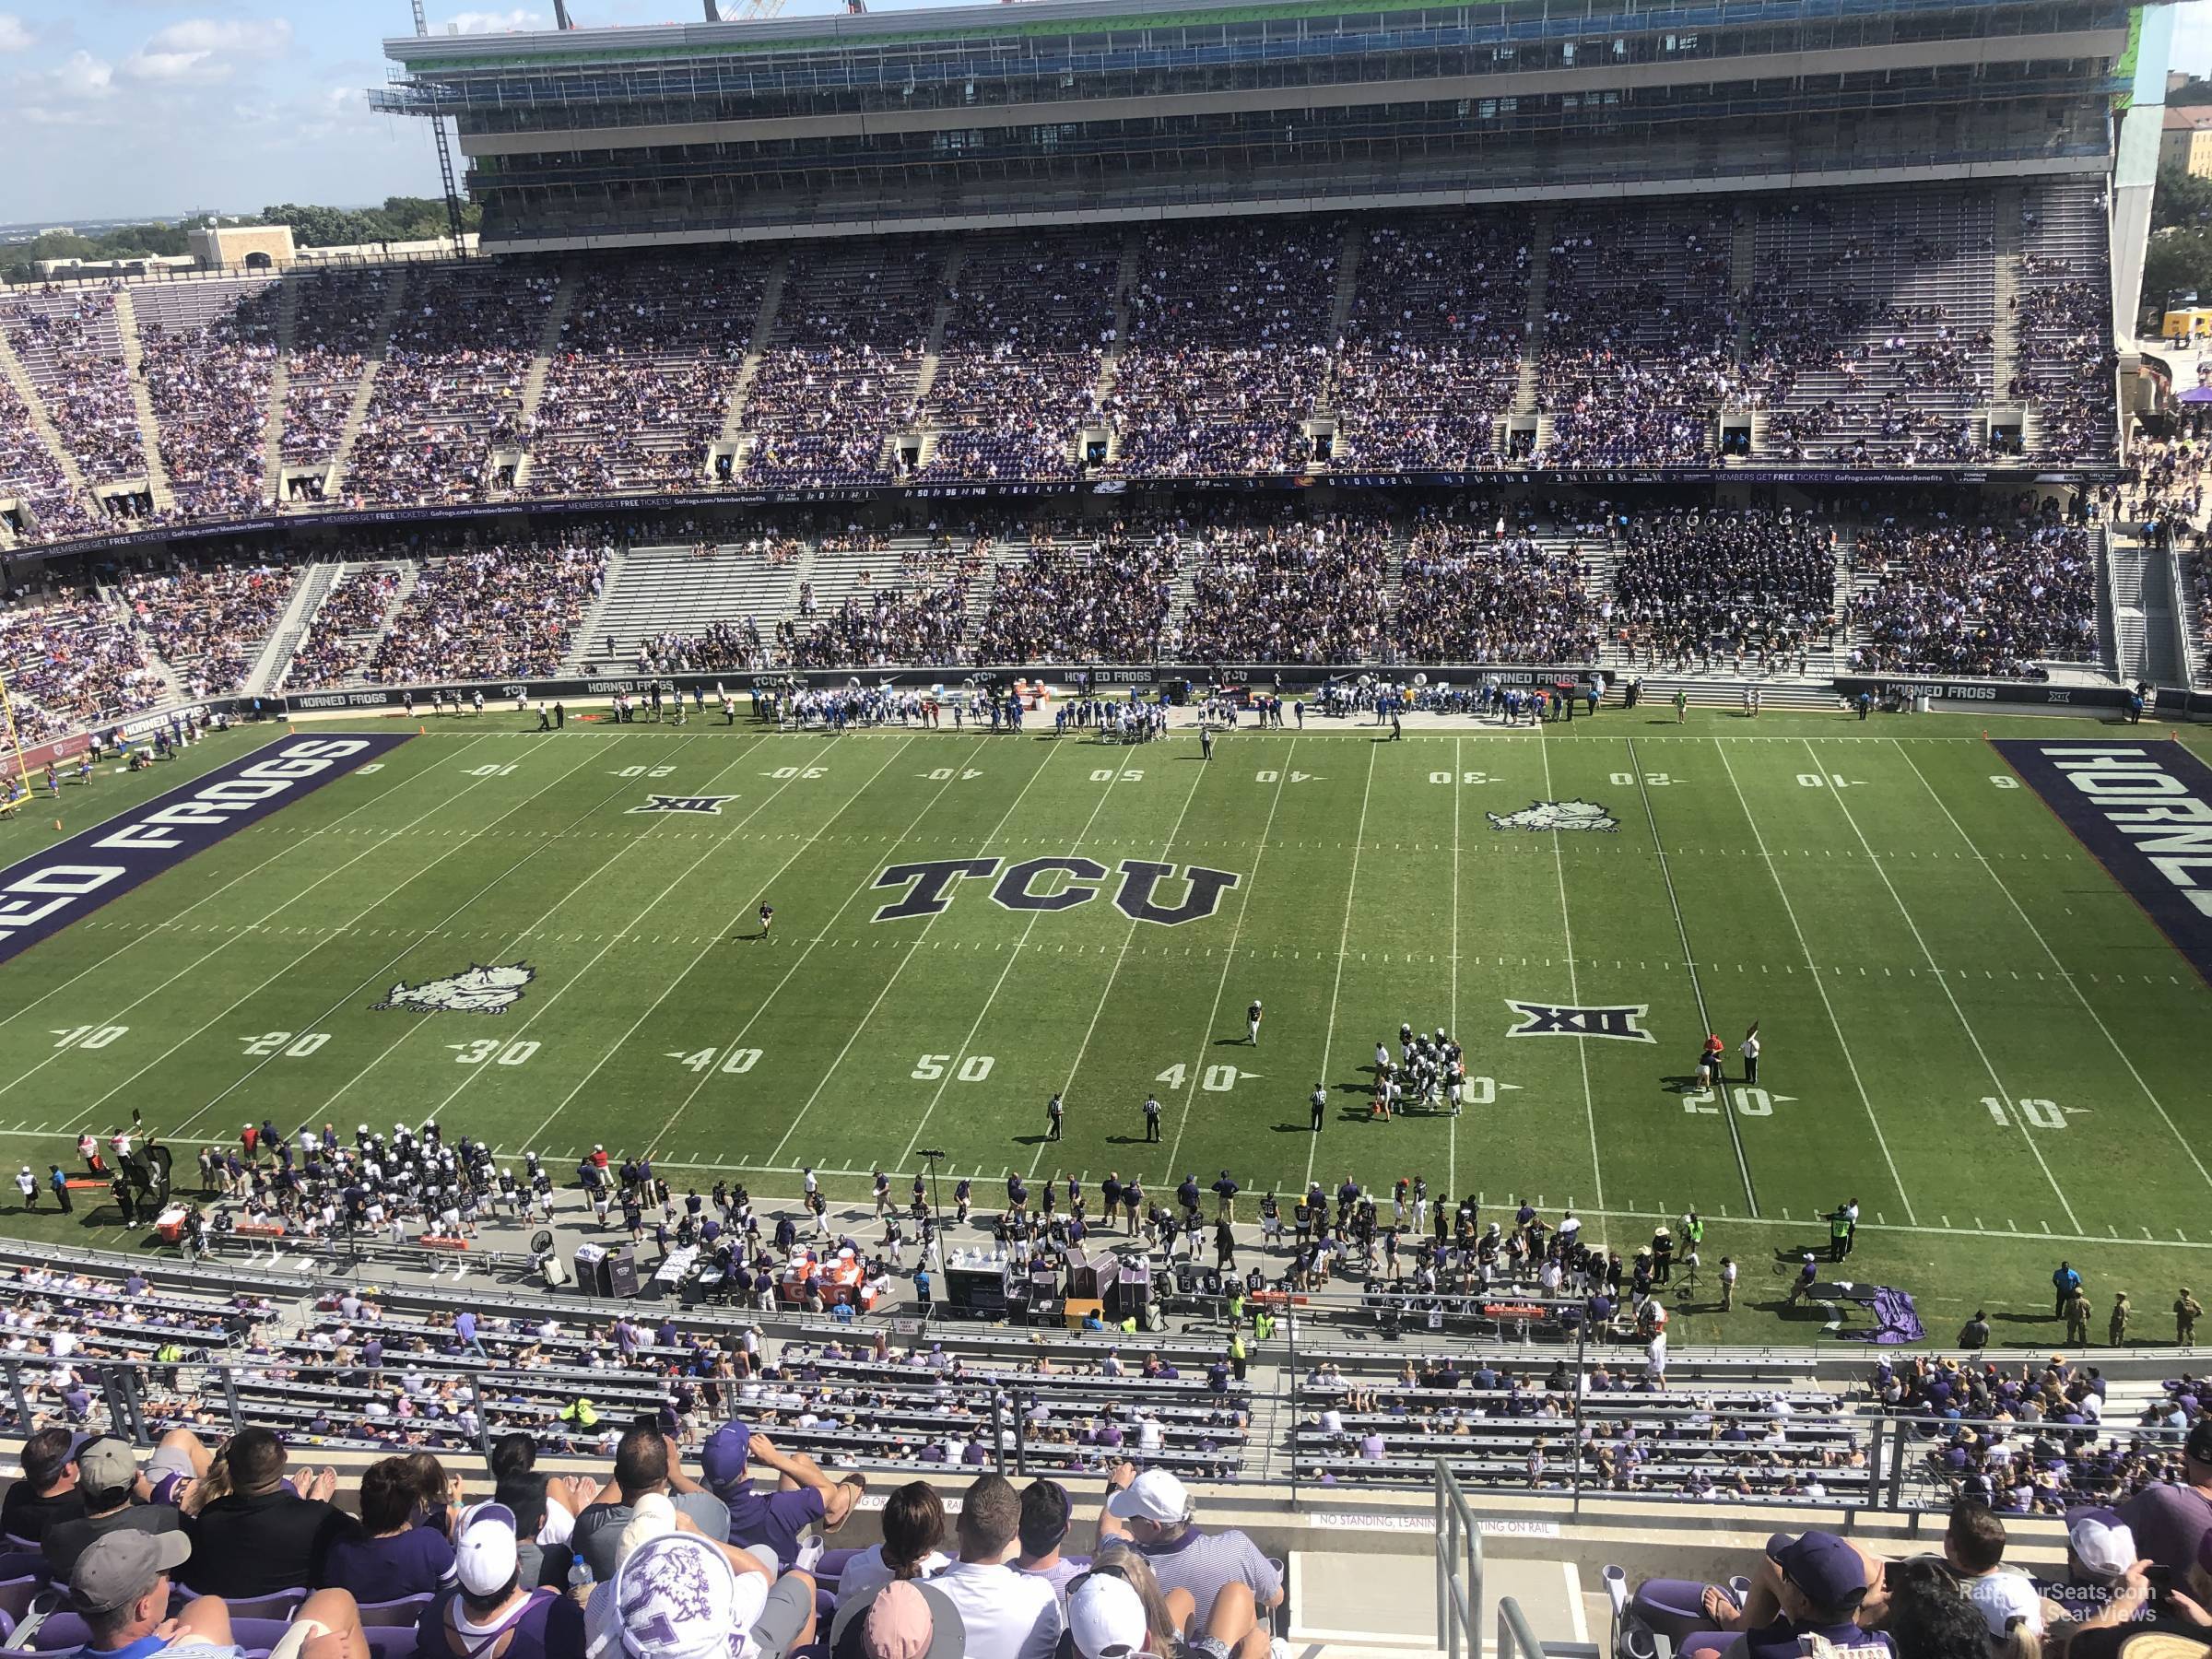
[3, 704, 2211, 1345]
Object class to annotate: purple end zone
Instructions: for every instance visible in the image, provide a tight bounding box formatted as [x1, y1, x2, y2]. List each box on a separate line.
[0, 733, 413, 966]
[1991, 738, 2212, 985]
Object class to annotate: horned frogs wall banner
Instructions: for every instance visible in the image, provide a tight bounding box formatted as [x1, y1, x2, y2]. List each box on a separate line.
[0, 734, 412, 966]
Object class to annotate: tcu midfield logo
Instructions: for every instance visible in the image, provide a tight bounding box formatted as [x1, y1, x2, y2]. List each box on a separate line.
[872, 857, 1241, 926]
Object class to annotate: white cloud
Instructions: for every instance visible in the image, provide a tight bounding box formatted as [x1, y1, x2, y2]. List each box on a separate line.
[0, 14, 33, 53]
[123, 17, 294, 83]
[436, 8, 548, 32]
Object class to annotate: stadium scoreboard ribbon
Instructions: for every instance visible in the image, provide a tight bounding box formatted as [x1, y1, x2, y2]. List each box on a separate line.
[0, 733, 413, 966]
[1992, 739, 2212, 986]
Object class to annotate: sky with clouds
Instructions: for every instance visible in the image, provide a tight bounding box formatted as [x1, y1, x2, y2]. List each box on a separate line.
[6, 0, 2212, 226]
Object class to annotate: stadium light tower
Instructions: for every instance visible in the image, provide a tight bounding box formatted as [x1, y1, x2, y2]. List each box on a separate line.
[406, 0, 472, 260]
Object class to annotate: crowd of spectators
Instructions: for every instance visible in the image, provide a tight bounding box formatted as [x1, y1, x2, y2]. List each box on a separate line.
[916, 234, 1115, 481]
[976, 525, 1176, 663]
[0, 590, 163, 741]
[344, 265, 560, 508]
[1102, 219, 1337, 477]
[1612, 506, 1840, 671]
[2014, 187, 2119, 465]
[1536, 206, 1738, 466]
[743, 245, 938, 488]
[527, 253, 767, 499]
[640, 618, 769, 674]
[1335, 212, 1529, 471]
[280, 269, 400, 471]
[0, 289, 147, 485]
[136, 283, 278, 523]
[0, 369, 104, 544]
[1391, 512, 1602, 664]
[1849, 513, 2097, 678]
[284, 564, 406, 690]
[786, 580, 967, 668]
[120, 563, 295, 696]
[366, 538, 605, 684]
[1178, 512, 1390, 664]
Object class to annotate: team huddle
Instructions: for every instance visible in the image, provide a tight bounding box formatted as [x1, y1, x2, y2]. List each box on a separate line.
[1371, 1022, 1469, 1117]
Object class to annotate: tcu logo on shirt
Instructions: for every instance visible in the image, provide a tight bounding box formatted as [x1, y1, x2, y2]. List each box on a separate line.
[872, 856, 1241, 926]
[1506, 1001, 1654, 1042]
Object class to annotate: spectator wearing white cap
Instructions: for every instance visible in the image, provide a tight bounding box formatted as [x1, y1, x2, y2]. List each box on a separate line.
[1097, 1465, 1282, 1631]
[1069, 1544, 1274, 1659]
[930, 1474, 1064, 1659]
[418, 1502, 586, 1659]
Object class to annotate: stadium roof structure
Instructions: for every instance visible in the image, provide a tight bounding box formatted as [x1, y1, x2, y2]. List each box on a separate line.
[379, 0, 2158, 256]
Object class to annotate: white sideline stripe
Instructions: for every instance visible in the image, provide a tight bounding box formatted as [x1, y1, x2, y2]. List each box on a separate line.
[1712, 739, 1917, 1224]
[0, 732, 497, 1041]
[1799, 736, 2077, 1230]
[159, 738, 642, 1144]
[1304, 742, 1378, 1196]
[1891, 738, 2212, 1196]
[1627, 736, 1758, 1216]
[4, 734, 538, 1116]
[896, 742, 1142, 1171]
[1032, 746, 1213, 1180]
[1162, 737, 1295, 1182]
[528, 732, 927, 1158]
[369, 735, 810, 1130]
[1535, 730, 1606, 1214]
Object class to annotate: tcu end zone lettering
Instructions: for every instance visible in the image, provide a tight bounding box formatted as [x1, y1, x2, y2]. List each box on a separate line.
[1992, 740, 2212, 984]
[0, 734, 412, 965]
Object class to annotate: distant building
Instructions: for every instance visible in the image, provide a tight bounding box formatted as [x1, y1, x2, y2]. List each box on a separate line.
[2162, 107, 2212, 176]
[187, 223, 297, 270]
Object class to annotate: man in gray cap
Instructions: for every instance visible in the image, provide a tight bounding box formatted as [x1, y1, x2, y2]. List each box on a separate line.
[43, 1438, 182, 1581]
[69, 1529, 234, 1658]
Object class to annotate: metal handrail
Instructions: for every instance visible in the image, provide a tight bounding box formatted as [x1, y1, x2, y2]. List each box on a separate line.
[1436, 1458, 1487, 1659]
[1496, 1597, 1548, 1659]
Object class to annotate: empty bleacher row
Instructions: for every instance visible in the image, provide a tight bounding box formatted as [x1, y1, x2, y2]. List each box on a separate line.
[0, 181, 2117, 550]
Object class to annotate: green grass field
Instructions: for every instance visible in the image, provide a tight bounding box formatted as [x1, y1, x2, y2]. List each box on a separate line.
[3, 704, 2210, 1348]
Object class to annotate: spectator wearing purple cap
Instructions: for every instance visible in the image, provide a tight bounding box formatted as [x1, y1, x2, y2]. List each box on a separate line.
[1635, 1533, 1892, 1659]
[700, 1420, 863, 1571]
[4, 1427, 88, 1543]
[418, 1502, 585, 1659]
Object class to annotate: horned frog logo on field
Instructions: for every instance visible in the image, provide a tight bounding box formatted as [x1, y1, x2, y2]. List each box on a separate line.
[374, 962, 535, 1015]
[1487, 799, 1619, 833]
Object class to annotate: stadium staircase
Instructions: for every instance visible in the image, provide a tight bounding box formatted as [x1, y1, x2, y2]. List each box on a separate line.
[2177, 548, 2208, 688]
[1088, 230, 1143, 466]
[1729, 217, 1756, 364]
[2098, 527, 2128, 679]
[246, 561, 335, 697]
[312, 559, 421, 690]
[566, 542, 801, 668]
[713, 253, 792, 467]
[108, 288, 175, 515]
[260, 279, 300, 505]
[1512, 207, 1556, 418]
[2107, 531, 2177, 685]
[324, 272, 412, 502]
[514, 265, 581, 436]
[911, 246, 964, 406]
[1991, 188, 2022, 398]
[0, 331, 88, 501]
[568, 547, 626, 668]
[1313, 224, 1366, 417]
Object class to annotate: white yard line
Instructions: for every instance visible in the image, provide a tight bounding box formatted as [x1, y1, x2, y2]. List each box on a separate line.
[159, 738, 654, 1145]
[1038, 746, 1217, 1180]
[1712, 738, 1917, 1223]
[1302, 741, 1377, 1194]
[1162, 741, 1294, 1186]
[395, 734, 832, 1131]
[5, 734, 551, 1114]
[535, 732, 938, 1158]
[1536, 730, 1606, 1213]
[1626, 736, 1758, 1215]
[0, 732, 497, 1040]
[762, 738, 1066, 1169]
[1893, 738, 2212, 1194]
[1449, 734, 1459, 1203]
[895, 742, 1147, 1171]
[1802, 737, 2079, 1228]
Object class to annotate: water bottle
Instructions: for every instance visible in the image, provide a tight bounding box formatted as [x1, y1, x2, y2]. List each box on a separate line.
[569, 1557, 594, 1593]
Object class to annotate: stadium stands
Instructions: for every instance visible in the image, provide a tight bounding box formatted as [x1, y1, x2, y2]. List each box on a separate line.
[1847, 516, 2098, 678]
[119, 564, 298, 699]
[1, 291, 147, 493]
[364, 539, 605, 685]
[134, 279, 279, 523]
[1609, 507, 1839, 673]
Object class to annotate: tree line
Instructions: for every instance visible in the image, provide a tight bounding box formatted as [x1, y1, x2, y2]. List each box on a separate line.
[1, 196, 484, 284]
